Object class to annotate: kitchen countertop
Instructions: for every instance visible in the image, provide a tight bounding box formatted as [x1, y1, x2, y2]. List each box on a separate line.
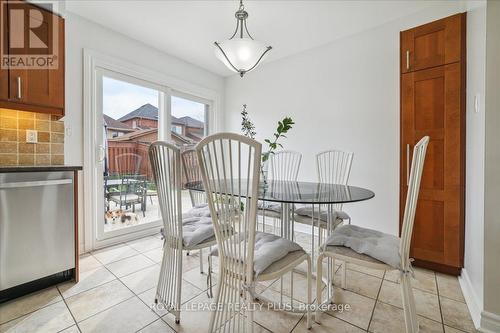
[0, 166, 83, 173]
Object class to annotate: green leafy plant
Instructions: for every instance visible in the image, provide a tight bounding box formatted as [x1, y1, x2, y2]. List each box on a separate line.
[240, 104, 295, 161]
[262, 117, 295, 162]
[241, 104, 256, 139]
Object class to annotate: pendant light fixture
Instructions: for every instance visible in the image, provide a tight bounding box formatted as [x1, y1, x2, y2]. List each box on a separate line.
[214, 0, 272, 77]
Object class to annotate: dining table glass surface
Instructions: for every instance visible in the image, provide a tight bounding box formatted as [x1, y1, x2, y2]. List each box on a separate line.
[184, 179, 374, 204]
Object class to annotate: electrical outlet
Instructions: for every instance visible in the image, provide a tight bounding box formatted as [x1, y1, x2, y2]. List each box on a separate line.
[26, 130, 38, 143]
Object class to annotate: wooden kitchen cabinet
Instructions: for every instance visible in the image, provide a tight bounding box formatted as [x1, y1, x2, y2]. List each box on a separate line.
[400, 13, 466, 275]
[0, 0, 8, 101]
[0, 0, 65, 116]
[400, 13, 465, 74]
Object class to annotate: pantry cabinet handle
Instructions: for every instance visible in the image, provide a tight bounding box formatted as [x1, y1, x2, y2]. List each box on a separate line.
[17, 77, 22, 99]
[406, 50, 410, 70]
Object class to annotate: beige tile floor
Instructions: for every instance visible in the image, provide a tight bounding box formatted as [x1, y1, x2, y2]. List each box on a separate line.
[0, 232, 477, 333]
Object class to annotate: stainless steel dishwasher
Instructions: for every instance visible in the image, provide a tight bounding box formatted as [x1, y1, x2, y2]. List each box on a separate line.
[0, 171, 75, 301]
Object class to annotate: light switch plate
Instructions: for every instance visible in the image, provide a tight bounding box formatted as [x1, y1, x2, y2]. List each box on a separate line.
[26, 130, 38, 143]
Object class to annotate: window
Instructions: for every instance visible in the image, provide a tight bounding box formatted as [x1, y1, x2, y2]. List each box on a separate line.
[171, 125, 182, 135]
[171, 94, 209, 147]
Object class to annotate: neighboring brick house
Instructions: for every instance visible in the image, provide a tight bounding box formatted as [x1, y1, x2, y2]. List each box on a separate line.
[117, 103, 205, 143]
[105, 104, 204, 176]
[103, 114, 135, 139]
[108, 128, 194, 146]
[118, 103, 159, 129]
[172, 116, 204, 141]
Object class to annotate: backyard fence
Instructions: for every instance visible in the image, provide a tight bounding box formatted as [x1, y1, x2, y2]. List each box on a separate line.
[107, 142, 153, 180]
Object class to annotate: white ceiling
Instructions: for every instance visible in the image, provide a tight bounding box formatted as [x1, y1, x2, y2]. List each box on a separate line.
[65, 0, 440, 77]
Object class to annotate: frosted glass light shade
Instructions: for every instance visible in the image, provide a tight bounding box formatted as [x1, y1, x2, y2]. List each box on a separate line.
[215, 38, 270, 74]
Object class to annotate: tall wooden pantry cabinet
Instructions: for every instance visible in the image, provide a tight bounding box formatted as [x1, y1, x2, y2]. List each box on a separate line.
[400, 13, 466, 275]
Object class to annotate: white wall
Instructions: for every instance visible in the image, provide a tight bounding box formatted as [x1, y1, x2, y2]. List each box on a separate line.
[224, 2, 475, 236]
[461, 4, 486, 327]
[62, 13, 225, 252]
[483, 0, 500, 330]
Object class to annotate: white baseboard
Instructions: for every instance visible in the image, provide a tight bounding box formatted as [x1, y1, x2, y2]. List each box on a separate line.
[458, 269, 482, 328]
[480, 311, 500, 333]
[459, 269, 500, 333]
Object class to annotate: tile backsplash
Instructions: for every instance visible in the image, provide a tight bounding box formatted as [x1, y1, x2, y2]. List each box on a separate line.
[0, 109, 64, 166]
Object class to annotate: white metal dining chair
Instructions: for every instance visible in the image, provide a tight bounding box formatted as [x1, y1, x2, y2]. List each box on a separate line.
[258, 150, 302, 232]
[295, 150, 354, 225]
[182, 149, 210, 273]
[182, 149, 207, 207]
[149, 141, 217, 324]
[316, 136, 429, 333]
[196, 133, 312, 332]
[294, 149, 353, 266]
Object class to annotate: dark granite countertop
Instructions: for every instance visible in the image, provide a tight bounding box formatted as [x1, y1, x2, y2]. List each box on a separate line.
[0, 166, 82, 173]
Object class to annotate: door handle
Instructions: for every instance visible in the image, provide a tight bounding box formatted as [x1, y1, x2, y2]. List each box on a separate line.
[0, 179, 73, 189]
[406, 144, 411, 186]
[406, 50, 410, 70]
[17, 77, 22, 99]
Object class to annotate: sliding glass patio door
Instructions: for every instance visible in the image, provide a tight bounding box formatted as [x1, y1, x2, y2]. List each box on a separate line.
[95, 69, 165, 243]
[93, 69, 212, 245]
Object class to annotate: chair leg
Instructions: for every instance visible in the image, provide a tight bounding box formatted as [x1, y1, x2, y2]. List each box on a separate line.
[306, 256, 312, 329]
[199, 248, 204, 274]
[315, 253, 324, 324]
[340, 260, 346, 290]
[246, 288, 254, 332]
[207, 254, 214, 298]
[400, 272, 419, 333]
[330, 258, 336, 295]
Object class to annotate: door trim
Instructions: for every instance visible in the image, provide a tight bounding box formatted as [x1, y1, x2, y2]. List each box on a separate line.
[83, 49, 221, 252]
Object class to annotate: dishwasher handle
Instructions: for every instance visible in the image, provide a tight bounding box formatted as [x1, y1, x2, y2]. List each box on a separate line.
[0, 179, 73, 189]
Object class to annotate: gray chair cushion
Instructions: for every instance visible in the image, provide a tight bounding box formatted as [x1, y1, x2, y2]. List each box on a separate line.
[183, 204, 211, 218]
[295, 204, 350, 221]
[257, 201, 282, 213]
[182, 216, 214, 247]
[211, 232, 303, 276]
[324, 224, 401, 269]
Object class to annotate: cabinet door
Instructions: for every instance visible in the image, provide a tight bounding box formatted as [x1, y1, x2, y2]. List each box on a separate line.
[401, 13, 465, 73]
[0, 0, 8, 100]
[400, 63, 464, 269]
[7, 2, 64, 111]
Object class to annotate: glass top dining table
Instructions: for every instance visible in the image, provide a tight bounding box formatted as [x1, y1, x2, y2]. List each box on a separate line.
[184, 179, 375, 205]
